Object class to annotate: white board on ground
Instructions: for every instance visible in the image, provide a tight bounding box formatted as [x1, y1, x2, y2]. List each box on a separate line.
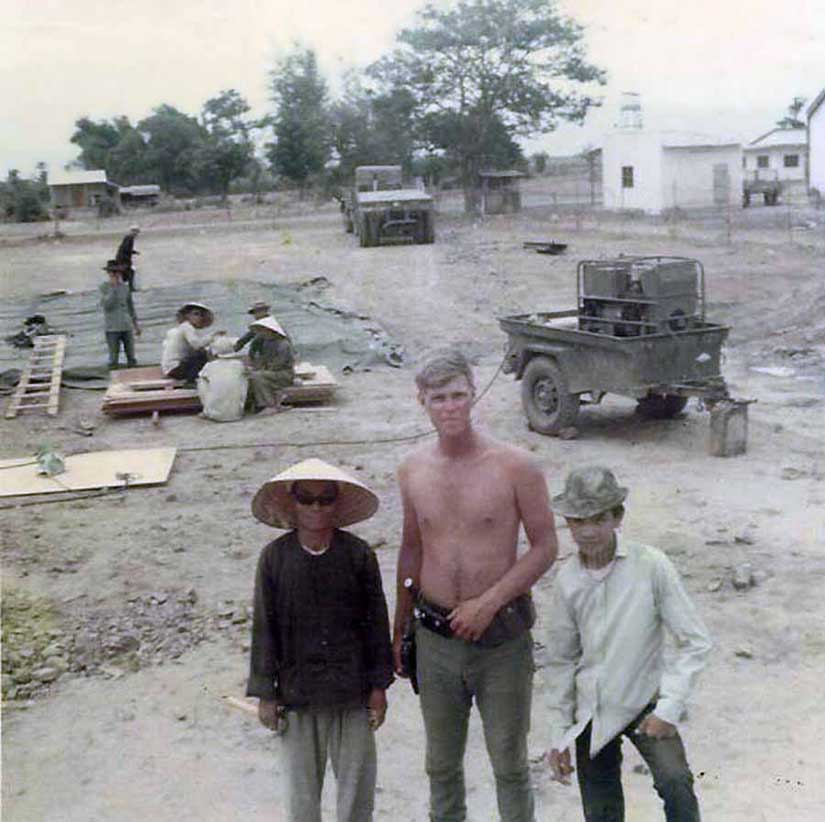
[0, 448, 177, 498]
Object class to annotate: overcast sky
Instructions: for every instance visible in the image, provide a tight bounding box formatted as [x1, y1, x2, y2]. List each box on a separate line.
[2, 0, 823, 178]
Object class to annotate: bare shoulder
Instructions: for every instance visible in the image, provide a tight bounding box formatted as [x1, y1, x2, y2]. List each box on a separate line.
[484, 436, 543, 477]
[398, 442, 437, 480]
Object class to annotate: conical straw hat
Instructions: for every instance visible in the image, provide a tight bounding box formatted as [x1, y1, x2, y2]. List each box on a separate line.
[250, 316, 287, 337]
[251, 458, 379, 529]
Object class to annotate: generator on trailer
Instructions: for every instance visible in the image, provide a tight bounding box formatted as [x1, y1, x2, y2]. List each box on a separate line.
[499, 256, 738, 439]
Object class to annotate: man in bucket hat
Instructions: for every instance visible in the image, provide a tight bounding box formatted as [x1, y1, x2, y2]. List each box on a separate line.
[545, 465, 712, 822]
[247, 458, 394, 822]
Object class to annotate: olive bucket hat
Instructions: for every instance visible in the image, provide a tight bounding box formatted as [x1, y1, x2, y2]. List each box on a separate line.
[552, 465, 628, 519]
[252, 457, 379, 529]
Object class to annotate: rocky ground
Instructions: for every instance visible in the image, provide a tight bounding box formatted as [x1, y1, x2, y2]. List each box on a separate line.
[2, 194, 824, 821]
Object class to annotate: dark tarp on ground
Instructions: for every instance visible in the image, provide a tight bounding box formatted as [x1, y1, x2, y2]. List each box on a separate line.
[0, 280, 402, 378]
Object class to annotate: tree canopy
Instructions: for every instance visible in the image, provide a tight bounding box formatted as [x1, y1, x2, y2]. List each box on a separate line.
[268, 47, 330, 191]
[368, 0, 605, 208]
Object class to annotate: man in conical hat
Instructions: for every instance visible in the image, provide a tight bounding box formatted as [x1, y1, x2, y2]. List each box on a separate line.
[247, 458, 393, 822]
[244, 315, 296, 413]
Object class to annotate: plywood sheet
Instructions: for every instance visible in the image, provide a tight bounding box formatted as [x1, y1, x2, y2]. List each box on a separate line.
[0, 448, 177, 498]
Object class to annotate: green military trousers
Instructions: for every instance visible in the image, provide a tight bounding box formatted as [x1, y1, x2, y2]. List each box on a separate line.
[416, 626, 535, 822]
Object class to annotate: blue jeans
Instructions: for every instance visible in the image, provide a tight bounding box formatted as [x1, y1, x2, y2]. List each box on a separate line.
[416, 626, 535, 822]
[575, 705, 700, 822]
[105, 331, 136, 368]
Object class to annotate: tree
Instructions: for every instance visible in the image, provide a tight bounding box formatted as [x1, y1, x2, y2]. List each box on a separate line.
[137, 105, 206, 193]
[268, 47, 330, 192]
[0, 168, 49, 222]
[196, 89, 256, 200]
[368, 0, 606, 211]
[776, 96, 806, 130]
[329, 73, 418, 183]
[70, 117, 121, 170]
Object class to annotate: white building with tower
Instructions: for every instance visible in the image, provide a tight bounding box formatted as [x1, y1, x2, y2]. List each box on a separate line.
[807, 88, 825, 201]
[601, 94, 742, 214]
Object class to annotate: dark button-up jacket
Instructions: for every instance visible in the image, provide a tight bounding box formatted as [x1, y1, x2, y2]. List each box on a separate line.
[246, 529, 394, 709]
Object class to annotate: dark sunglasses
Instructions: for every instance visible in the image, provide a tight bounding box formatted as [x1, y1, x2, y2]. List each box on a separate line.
[292, 489, 338, 507]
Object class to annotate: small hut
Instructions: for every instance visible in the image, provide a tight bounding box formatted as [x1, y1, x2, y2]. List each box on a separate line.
[478, 170, 526, 214]
[48, 169, 120, 215]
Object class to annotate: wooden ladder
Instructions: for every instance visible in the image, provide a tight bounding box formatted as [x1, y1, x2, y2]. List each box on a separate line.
[5, 335, 67, 419]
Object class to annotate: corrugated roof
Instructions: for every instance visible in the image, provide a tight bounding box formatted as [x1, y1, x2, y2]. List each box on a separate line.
[48, 169, 109, 186]
[746, 127, 807, 149]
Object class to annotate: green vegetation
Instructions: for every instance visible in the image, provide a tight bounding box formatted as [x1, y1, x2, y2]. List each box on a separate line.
[60, 0, 604, 210]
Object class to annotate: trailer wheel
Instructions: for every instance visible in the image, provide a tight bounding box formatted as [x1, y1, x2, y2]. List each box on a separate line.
[521, 357, 579, 434]
[636, 393, 688, 419]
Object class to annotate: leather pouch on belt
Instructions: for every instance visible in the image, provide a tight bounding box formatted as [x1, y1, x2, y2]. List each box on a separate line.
[475, 593, 536, 648]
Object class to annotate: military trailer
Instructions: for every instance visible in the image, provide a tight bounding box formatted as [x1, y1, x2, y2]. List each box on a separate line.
[345, 165, 435, 247]
[499, 256, 733, 435]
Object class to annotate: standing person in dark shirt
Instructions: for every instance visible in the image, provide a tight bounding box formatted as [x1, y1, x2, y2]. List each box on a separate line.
[248, 457, 394, 822]
[115, 224, 140, 291]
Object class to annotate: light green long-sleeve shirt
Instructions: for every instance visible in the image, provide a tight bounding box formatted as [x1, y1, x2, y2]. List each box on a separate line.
[99, 281, 137, 332]
[545, 537, 712, 757]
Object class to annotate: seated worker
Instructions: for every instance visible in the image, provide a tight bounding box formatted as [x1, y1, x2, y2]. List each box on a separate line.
[161, 302, 222, 382]
[234, 300, 272, 352]
[245, 316, 296, 413]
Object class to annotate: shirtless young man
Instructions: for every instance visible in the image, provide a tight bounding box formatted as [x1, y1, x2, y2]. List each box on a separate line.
[394, 349, 558, 822]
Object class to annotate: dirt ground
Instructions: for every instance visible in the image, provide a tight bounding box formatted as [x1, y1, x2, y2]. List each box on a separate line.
[2, 196, 824, 821]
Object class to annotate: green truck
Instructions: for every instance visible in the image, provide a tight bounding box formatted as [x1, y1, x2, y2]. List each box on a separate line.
[343, 165, 435, 247]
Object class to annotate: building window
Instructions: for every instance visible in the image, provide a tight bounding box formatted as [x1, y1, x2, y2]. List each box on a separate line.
[621, 166, 634, 188]
[784, 154, 799, 168]
[757, 155, 769, 168]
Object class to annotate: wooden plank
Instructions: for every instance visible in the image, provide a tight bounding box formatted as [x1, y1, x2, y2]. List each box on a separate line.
[0, 448, 177, 498]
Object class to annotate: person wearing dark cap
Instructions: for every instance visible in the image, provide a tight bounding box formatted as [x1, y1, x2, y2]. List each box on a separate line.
[233, 300, 273, 352]
[545, 465, 712, 822]
[247, 458, 394, 822]
[99, 259, 140, 368]
[115, 224, 141, 291]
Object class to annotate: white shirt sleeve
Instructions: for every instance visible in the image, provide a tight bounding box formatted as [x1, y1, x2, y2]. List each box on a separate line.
[652, 554, 713, 725]
[544, 579, 582, 747]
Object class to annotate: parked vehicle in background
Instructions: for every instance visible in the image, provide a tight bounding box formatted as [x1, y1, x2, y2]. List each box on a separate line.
[344, 165, 435, 247]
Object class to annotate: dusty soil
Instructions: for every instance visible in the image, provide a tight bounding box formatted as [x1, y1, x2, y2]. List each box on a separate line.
[2, 198, 824, 821]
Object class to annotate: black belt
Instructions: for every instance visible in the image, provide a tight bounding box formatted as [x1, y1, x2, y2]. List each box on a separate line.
[415, 593, 535, 647]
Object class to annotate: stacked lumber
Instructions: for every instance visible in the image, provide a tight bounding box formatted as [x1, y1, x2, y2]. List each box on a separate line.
[102, 363, 338, 417]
